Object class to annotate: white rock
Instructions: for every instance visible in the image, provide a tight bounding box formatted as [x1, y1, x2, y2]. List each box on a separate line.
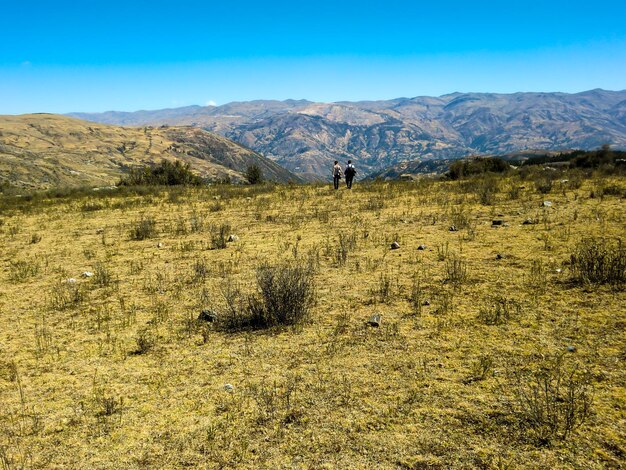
[65, 278, 77, 284]
[82, 271, 94, 278]
[223, 384, 234, 392]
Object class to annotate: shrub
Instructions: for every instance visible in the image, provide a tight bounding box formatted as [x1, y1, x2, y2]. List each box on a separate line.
[570, 238, 626, 288]
[94, 262, 114, 288]
[133, 327, 156, 355]
[118, 160, 203, 186]
[210, 223, 231, 250]
[445, 254, 468, 285]
[9, 260, 39, 282]
[447, 157, 510, 180]
[218, 263, 315, 331]
[130, 216, 158, 240]
[501, 354, 592, 444]
[246, 164, 264, 185]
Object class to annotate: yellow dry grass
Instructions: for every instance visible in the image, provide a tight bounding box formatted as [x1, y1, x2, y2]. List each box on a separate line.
[0, 174, 624, 469]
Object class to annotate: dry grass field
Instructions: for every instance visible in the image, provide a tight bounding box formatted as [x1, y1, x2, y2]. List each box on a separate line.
[0, 171, 624, 468]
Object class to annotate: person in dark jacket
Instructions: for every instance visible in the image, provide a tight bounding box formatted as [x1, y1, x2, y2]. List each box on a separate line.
[332, 161, 342, 190]
[344, 160, 356, 189]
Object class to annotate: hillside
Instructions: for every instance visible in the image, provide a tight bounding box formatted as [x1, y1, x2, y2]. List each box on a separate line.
[0, 114, 299, 189]
[0, 172, 624, 468]
[70, 89, 626, 179]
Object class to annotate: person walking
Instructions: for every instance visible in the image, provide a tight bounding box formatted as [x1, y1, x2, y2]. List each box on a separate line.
[344, 160, 356, 189]
[332, 160, 342, 190]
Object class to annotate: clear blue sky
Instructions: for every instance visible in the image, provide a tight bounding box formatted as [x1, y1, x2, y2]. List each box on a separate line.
[2, 0, 626, 114]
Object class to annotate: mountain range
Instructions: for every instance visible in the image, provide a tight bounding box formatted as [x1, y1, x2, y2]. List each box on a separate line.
[70, 89, 626, 180]
[0, 114, 297, 189]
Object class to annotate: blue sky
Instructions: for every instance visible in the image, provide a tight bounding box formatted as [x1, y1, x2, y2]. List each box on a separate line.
[1, 0, 626, 114]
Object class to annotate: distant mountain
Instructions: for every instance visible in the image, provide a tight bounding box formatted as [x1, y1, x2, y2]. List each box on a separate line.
[70, 89, 626, 180]
[0, 114, 299, 189]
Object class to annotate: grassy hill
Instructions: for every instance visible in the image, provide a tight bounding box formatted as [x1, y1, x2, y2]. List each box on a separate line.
[0, 114, 299, 189]
[0, 169, 624, 468]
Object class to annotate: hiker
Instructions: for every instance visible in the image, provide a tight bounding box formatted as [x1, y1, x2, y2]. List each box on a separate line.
[332, 160, 342, 190]
[344, 160, 356, 189]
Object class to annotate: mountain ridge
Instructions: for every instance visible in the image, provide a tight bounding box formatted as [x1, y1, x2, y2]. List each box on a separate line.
[69, 89, 626, 179]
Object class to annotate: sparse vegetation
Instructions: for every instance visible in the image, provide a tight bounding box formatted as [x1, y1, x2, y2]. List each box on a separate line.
[118, 159, 204, 186]
[0, 171, 624, 468]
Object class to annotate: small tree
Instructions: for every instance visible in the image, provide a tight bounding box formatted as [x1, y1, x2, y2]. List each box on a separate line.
[246, 164, 264, 185]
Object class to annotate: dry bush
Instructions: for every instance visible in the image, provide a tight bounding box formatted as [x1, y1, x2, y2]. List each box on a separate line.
[130, 216, 157, 240]
[501, 354, 592, 444]
[570, 238, 626, 288]
[218, 262, 316, 331]
[210, 223, 231, 250]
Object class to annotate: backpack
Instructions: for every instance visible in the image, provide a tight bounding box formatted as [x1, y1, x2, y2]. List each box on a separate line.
[345, 165, 356, 177]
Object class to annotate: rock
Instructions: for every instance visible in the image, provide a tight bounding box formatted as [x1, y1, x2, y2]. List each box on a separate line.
[492, 219, 504, 226]
[390, 241, 400, 250]
[417, 244, 427, 250]
[422, 299, 430, 306]
[449, 225, 458, 232]
[227, 234, 240, 242]
[81, 271, 94, 278]
[157, 242, 163, 248]
[198, 310, 217, 322]
[567, 345, 577, 353]
[542, 201, 553, 207]
[522, 218, 536, 225]
[367, 314, 381, 327]
[223, 384, 234, 392]
[496, 253, 505, 260]
[95, 228, 104, 234]
[65, 278, 77, 284]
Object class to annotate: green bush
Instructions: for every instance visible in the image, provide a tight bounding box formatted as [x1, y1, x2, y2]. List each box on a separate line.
[118, 160, 203, 186]
[246, 164, 264, 185]
[447, 157, 510, 180]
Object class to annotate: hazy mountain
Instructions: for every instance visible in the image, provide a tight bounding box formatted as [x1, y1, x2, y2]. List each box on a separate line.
[70, 89, 626, 179]
[0, 114, 299, 189]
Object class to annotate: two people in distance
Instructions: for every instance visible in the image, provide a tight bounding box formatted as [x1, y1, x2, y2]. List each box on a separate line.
[332, 160, 357, 190]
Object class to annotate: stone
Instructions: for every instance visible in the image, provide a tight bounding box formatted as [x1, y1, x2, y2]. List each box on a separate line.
[367, 314, 381, 327]
[65, 278, 77, 284]
[227, 234, 240, 242]
[198, 310, 217, 322]
[542, 201, 553, 207]
[422, 299, 430, 306]
[522, 218, 536, 225]
[496, 253, 505, 260]
[390, 241, 400, 250]
[81, 271, 94, 278]
[157, 242, 163, 248]
[567, 345, 577, 353]
[417, 244, 427, 250]
[449, 225, 458, 232]
[95, 228, 104, 234]
[492, 219, 504, 226]
[223, 384, 234, 392]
